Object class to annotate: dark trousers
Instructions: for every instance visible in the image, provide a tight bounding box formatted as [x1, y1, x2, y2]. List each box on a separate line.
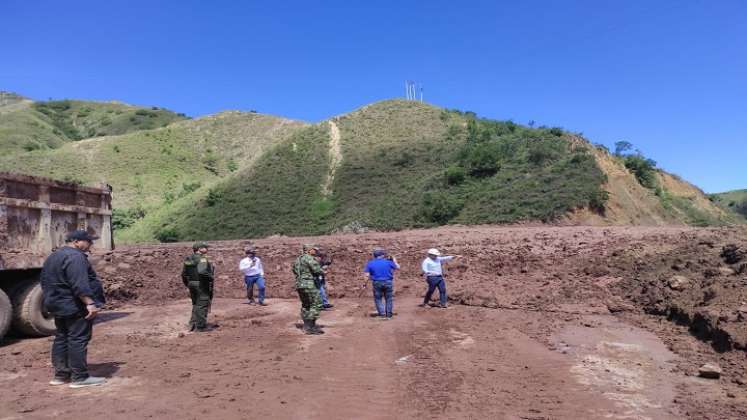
[244, 275, 266, 303]
[297, 287, 322, 321]
[52, 315, 93, 381]
[372, 281, 394, 317]
[188, 281, 211, 329]
[424, 275, 447, 305]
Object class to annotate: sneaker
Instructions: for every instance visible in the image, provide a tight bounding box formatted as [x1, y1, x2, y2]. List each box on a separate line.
[247, 299, 255, 305]
[438, 303, 448, 309]
[69, 376, 106, 388]
[418, 303, 428, 308]
[322, 303, 334, 308]
[49, 377, 70, 386]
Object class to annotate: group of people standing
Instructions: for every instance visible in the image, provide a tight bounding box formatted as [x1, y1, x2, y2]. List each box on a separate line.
[183, 242, 460, 335]
[39, 231, 460, 389]
[242, 243, 460, 335]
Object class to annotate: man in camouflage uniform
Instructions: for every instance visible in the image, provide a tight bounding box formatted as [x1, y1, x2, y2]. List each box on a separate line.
[292, 244, 324, 335]
[182, 242, 215, 332]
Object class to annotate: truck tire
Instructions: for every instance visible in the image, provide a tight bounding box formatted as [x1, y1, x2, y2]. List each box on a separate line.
[12, 279, 56, 337]
[0, 289, 12, 341]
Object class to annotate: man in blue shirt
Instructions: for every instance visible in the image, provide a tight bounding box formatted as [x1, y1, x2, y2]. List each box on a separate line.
[363, 248, 400, 319]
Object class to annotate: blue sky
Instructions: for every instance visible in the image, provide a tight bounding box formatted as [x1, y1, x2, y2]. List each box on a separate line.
[2, 1, 745, 192]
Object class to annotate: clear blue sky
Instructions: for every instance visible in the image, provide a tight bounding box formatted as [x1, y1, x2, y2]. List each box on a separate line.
[2, 1, 745, 192]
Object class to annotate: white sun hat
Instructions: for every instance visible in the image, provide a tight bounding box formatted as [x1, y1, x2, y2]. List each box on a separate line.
[427, 248, 441, 256]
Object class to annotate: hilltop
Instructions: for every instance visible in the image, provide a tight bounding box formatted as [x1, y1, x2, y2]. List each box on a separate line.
[710, 189, 747, 221]
[0, 94, 736, 243]
[0, 91, 187, 155]
[117, 100, 734, 242]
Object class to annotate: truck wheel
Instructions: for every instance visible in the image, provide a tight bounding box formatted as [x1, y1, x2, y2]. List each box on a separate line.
[0, 289, 11, 341]
[12, 279, 56, 337]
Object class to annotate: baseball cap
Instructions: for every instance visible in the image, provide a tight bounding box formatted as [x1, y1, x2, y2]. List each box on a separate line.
[65, 230, 99, 243]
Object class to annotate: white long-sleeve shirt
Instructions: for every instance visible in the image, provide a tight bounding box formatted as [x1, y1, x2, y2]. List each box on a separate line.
[421, 256, 454, 276]
[239, 256, 264, 277]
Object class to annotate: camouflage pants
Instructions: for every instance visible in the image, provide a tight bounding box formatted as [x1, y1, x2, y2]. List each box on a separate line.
[297, 287, 322, 321]
[188, 281, 211, 329]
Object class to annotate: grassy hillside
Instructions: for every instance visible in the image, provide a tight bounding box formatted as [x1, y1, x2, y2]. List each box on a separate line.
[123, 100, 612, 242]
[0, 92, 187, 155]
[0, 111, 306, 210]
[3, 94, 734, 243]
[119, 124, 332, 242]
[710, 189, 747, 220]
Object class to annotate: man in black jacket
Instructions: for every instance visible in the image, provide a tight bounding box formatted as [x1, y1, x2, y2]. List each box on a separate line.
[41, 230, 107, 388]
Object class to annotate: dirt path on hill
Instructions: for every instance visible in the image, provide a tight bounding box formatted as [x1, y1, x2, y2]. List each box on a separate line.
[0, 297, 717, 420]
[321, 119, 342, 196]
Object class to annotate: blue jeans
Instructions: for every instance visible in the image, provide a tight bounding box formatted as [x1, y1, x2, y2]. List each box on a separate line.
[424, 275, 447, 306]
[244, 275, 265, 303]
[317, 275, 330, 305]
[372, 281, 393, 317]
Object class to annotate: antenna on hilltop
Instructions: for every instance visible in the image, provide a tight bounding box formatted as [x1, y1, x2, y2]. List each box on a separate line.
[405, 80, 423, 102]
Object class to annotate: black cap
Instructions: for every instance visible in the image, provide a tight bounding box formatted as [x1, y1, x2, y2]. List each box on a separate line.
[65, 230, 99, 243]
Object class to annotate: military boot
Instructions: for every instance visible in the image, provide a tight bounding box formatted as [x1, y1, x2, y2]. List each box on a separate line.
[308, 319, 325, 335]
[302, 319, 314, 334]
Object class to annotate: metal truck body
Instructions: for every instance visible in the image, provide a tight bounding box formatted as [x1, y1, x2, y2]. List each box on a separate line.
[0, 172, 113, 340]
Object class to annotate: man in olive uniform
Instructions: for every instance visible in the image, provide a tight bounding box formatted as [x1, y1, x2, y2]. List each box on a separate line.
[182, 242, 215, 332]
[292, 244, 324, 335]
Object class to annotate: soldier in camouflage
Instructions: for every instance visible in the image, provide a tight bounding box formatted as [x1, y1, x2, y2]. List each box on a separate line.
[182, 242, 215, 332]
[292, 244, 325, 335]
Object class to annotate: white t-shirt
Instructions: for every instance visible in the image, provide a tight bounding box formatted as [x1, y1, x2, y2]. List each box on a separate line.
[239, 256, 264, 277]
[421, 256, 454, 276]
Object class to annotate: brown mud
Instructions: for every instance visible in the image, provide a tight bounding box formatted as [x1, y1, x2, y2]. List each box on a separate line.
[2, 226, 746, 419]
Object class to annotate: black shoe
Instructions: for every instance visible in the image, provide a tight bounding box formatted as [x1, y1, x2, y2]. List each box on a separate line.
[322, 303, 334, 309]
[306, 319, 324, 335]
[302, 319, 313, 333]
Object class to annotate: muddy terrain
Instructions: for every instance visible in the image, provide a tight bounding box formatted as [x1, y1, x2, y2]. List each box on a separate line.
[2, 226, 746, 419]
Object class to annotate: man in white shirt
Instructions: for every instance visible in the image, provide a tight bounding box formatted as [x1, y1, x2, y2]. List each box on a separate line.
[239, 248, 267, 306]
[419, 248, 459, 308]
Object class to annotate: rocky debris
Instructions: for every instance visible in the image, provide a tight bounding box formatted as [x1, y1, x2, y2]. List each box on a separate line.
[720, 244, 744, 265]
[667, 275, 691, 291]
[698, 363, 722, 379]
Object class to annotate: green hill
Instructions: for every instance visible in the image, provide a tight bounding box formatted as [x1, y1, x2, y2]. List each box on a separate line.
[0, 110, 307, 233]
[124, 100, 611, 242]
[0, 91, 187, 155]
[710, 189, 747, 220]
[1, 93, 736, 243]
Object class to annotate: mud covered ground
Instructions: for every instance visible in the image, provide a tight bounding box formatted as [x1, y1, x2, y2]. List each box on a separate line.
[2, 226, 746, 419]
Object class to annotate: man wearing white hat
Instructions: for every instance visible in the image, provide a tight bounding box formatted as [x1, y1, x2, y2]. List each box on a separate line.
[419, 248, 459, 308]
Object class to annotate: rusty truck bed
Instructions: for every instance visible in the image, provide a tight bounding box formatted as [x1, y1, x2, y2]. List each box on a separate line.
[0, 172, 113, 270]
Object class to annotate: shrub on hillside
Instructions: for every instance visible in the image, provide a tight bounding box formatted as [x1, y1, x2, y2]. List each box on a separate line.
[155, 226, 179, 243]
[205, 189, 222, 206]
[623, 154, 658, 189]
[445, 165, 466, 185]
[112, 207, 146, 230]
[419, 191, 464, 224]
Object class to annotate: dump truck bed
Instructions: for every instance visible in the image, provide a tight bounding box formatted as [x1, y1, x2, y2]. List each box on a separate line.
[0, 172, 113, 270]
